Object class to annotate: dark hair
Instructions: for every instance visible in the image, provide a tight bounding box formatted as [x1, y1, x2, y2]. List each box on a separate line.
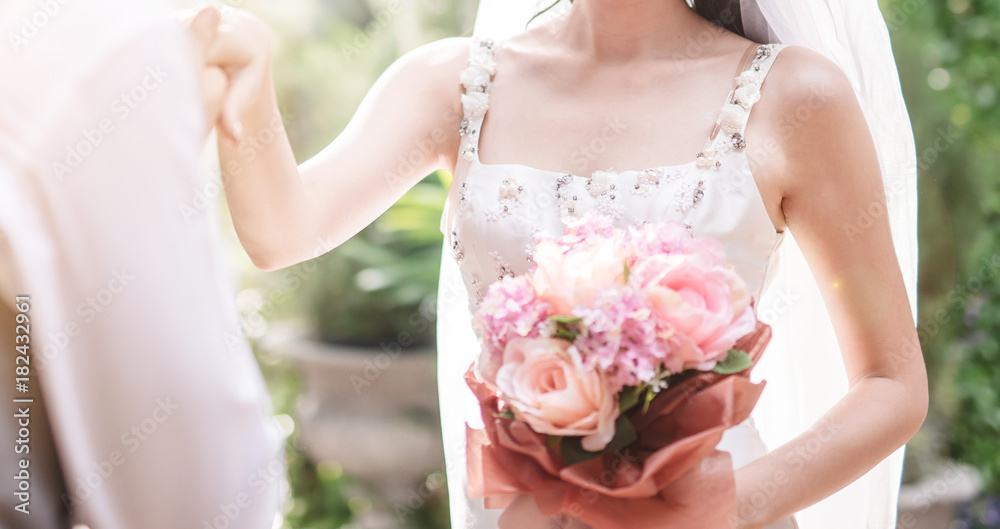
[527, 0, 745, 37]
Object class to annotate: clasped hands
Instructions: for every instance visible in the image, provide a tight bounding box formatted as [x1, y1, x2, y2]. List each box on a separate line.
[179, 6, 272, 143]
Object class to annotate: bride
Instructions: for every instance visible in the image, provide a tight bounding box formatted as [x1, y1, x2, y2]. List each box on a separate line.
[199, 1, 927, 527]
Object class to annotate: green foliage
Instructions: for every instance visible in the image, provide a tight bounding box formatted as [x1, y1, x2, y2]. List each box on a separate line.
[556, 414, 639, 466]
[282, 447, 355, 529]
[881, 0, 1000, 492]
[276, 171, 448, 348]
[947, 226, 1000, 495]
[711, 349, 753, 375]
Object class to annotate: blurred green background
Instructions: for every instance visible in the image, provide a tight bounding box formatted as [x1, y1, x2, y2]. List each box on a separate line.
[212, 1, 1000, 527]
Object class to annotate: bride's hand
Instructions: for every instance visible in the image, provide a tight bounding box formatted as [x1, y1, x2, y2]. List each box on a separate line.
[202, 6, 273, 143]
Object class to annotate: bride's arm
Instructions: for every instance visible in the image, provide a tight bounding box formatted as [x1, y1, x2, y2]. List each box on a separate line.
[737, 46, 928, 528]
[206, 9, 468, 270]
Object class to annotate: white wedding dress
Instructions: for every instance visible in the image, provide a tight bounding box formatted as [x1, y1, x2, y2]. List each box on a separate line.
[437, 37, 800, 529]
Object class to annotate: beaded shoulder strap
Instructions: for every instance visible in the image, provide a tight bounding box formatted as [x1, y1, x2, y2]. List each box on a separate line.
[695, 43, 787, 171]
[458, 37, 498, 162]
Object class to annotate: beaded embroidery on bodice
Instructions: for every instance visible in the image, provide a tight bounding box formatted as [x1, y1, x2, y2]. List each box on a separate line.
[443, 37, 788, 317]
[437, 36, 799, 529]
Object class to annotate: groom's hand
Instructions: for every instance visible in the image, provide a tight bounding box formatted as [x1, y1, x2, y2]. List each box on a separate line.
[182, 6, 230, 139]
[203, 7, 273, 144]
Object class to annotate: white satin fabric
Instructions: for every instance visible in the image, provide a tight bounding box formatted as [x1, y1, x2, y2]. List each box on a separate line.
[438, 1, 919, 528]
[0, 2, 283, 528]
[438, 36, 796, 529]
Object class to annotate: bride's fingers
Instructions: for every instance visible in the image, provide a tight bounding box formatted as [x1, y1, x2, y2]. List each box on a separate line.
[204, 12, 272, 143]
[202, 65, 229, 135]
[218, 53, 267, 142]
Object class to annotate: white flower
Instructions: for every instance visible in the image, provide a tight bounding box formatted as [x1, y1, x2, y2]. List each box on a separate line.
[462, 92, 490, 118]
[468, 51, 497, 76]
[460, 67, 491, 91]
[734, 84, 761, 109]
[719, 103, 747, 128]
[736, 70, 761, 87]
[499, 177, 521, 199]
[588, 170, 617, 197]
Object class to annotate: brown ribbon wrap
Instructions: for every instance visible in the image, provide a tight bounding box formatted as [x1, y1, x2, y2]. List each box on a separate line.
[466, 321, 772, 529]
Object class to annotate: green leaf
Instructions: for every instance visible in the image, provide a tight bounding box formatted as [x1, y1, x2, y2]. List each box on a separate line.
[494, 408, 515, 420]
[618, 385, 645, 412]
[550, 315, 583, 341]
[643, 387, 657, 413]
[712, 349, 753, 374]
[622, 260, 631, 283]
[559, 414, 638, 466]
[604, 415, 638, 453]
[554, 328, 579, 341]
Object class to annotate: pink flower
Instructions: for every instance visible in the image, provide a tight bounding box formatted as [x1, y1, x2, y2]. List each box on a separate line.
[572, 287, 661, 392]
[549, 213, 619, 250]
[474, 276, 552, 381]
[531, 236, 626, 316]
[627, 222, 726, 268]
[491, 337, 620, 452]
[633, 255, 756, 372]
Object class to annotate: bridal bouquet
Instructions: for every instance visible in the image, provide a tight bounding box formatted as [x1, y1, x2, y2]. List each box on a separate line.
[465, 214, 771, 529]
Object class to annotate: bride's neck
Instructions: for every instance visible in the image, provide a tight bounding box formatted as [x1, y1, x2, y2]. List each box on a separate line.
[557, 0, 708, 61]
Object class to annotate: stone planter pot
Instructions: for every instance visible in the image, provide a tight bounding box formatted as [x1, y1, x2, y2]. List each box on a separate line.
[897, 461, 981, 529]
[265, 326, 443, 507]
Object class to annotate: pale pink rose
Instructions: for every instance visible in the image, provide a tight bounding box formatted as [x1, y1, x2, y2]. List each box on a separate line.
[635, 255, 756, 371]
[493, 338, 619, 452]
[530, 237, 625, 316]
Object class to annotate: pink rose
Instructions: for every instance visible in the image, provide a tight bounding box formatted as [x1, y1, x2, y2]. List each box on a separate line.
[635, 255, 756, 372]
[491, 337, 619, 452]
[531, 237, 625, 316]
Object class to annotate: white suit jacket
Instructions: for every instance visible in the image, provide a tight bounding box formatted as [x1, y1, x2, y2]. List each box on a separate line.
[0, 1, 283, 528]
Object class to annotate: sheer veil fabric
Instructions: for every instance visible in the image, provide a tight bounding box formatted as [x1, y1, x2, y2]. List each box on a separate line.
[436, 1, 918, 528]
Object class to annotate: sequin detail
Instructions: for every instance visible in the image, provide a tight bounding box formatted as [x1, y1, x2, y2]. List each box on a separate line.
[488, 250, 514, 280]
[458, 38, 496, 161]
[555, 174, 578, 219]
[696, 43, 781, 170]
[485, 175, 525, 221]
[587, 170, 623, 219]
[451, 230, 464, 262]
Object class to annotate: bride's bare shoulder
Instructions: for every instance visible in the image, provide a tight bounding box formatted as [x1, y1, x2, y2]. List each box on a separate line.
[752, 44, 878, 194]
[388, 36, 474, 87]
[379, 36, 475, 114]
[761, 44, 860, 120]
